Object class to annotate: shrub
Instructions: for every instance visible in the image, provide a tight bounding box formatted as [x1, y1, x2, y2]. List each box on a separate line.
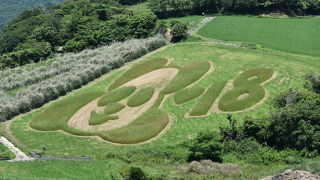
[187, 131, 223, 162]
[126, 166, 147, 180]
[170, 22, 188, 43]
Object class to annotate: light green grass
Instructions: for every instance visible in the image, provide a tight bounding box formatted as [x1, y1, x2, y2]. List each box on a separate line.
[174, 87, 205, 105]
[218, 68, 274, 112]
[7, 43, 320, 179]
[108, 58, 168, 91]
[0, 143, 15, 159]
[127, 87, 154, 107]
[162, 16, 205, 30]
[98, 86, 136, 106]
[198, 16, 320, 56]
[101, 108, 169, 144]
[105, 103, 125, 115]
[89, 111, 118, 126]
[190, 81, 227, 116]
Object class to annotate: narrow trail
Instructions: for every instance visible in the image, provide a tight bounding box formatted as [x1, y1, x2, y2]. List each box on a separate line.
[0, 136, 34, 162]
[188, 17, 214, 35]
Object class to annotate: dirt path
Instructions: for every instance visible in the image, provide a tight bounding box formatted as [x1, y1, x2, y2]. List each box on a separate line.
[0, 136, 34, 162]
[188, 17, 214, 35]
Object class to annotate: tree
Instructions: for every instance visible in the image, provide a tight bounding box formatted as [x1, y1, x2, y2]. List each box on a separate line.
[187, 131, 223, 162]
[170, 22, 188, 42]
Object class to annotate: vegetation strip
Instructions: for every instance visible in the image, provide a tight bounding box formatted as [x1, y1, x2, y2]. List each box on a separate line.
[190, 81, 227, 116]
[174, 87, 205, 105]
[98, 86, 136, 106]
[127, 87, 155, 107]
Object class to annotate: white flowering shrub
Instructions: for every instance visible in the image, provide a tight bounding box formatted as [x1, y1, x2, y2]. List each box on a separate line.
[0, 36, 166, 121]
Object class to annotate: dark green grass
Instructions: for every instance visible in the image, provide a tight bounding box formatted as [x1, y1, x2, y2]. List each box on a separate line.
[127, 87, 155, 107]
[162, 62, 211, 94]
[100, 108, 169, 144]
[89, 111, 118, 126]
[98, 86, 136, 106]
[105, 103, 125, 115]
[198, 16, 320, 56]
[174, 87, 205, 105]
[30, 91, 103, 131]
[190, 81, 227, 116]
[0, 143, 15, 159]
[234, 68, 274, 86]
[219, 68, 274, 112]
[108, 58, 168, 91]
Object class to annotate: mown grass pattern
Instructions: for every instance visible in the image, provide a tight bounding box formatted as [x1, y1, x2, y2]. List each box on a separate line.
[98, 86, 136, 106]
[198, 16, 320, 56]
[218, 68, 274, 112]
[100, 108, 169, 144]
[190, 81, 227, 116]
[105, 103, 125, 115]
[108, 58, 168, 91]
[162, 62, 211, 94]
[89, 111, 118, 126]
[174, 87, 205, 105]
[127, 87, 155, 107]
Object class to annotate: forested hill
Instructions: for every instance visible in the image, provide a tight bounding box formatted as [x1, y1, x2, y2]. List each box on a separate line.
[0, 0, 158, 69]
[0, 0, 64, 29]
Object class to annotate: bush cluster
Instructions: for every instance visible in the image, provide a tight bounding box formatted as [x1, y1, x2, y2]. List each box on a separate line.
[0, 0, 158, 68]
[0, 36, 166, 122]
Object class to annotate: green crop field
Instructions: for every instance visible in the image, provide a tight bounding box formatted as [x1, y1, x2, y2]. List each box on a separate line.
[197, 16, 320, 56]
[2, 41, 320, 179]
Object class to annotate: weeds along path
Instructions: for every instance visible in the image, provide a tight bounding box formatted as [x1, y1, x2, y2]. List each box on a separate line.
[0, 136, 34, 162]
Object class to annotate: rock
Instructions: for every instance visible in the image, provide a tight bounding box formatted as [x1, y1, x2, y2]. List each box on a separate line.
[260, 169, 320, 180]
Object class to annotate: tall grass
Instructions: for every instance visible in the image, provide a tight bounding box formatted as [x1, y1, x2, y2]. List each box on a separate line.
[98, 86, 136, 106]
[218, 68, 274, 112]
[127, 87, 155, 107]
[0, 36, 166, 122]
[174, 87, 205, 105]
[190, 81, 227, 116]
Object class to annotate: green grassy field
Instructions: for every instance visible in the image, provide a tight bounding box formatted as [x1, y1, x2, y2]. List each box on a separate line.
[162, 15, 205, 29]
[197, 16, 320, 56]
[3, 42, 320, 179]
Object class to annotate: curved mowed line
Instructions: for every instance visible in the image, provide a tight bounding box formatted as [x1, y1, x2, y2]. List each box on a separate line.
[108, 58, 168, 91]
[89, 112, 118, 126]
[127, 87, 155, 107]
[98, 86, 136, 106]
[99, 108, 169, 144]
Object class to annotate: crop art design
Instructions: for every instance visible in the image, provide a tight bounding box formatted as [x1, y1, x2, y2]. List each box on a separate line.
[30, 57, 275, 144]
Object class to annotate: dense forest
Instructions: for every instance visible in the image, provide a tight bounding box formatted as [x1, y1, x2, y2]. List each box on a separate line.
[148, 0, 320, 18]
[0, 0, 158, 69]
[0, 0, 64, 29]
[1, 0, 319, 69]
